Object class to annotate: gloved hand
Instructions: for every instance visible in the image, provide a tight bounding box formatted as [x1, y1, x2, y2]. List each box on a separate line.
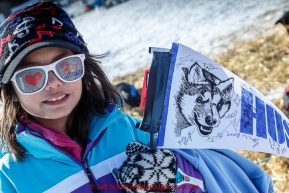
[113, 142, 177, 193]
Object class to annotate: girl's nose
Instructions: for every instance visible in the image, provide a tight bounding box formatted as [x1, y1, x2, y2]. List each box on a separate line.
[44, 71, 63, 90]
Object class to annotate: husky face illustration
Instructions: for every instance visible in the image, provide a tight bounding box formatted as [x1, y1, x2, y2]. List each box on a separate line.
[174, 62, 234, 137]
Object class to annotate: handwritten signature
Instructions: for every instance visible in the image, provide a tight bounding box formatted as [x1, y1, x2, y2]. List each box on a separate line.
[175, 55, 194, 70]
[205, 132, 259, 148]
[227, 117, 240, 132]
[269, 138, 286, 154]
[242, 135, 259, 147]
[233, 94, 241, 107]
[178, 130, 194, 146]
[202, 63, 218, 71]
[225, 110, 238, 119]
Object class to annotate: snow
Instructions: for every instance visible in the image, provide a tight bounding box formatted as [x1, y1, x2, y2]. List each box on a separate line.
[69, 0, 289, 80]
[1, 0, 289, 110]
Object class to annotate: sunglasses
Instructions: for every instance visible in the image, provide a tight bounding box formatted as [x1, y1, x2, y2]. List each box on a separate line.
[11, 54, 85, 95]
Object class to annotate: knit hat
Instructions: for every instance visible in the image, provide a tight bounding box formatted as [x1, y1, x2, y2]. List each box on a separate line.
[0, 1, 88, 87]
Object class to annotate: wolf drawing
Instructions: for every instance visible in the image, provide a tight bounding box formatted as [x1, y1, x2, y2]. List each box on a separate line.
[174, 62, 234, 137]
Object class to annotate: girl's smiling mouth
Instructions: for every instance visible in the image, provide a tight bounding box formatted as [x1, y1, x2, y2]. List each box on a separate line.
[46, 94, 67, 102]
[44, 94, 69, 105]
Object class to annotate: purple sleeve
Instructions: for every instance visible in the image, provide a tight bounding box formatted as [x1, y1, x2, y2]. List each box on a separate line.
[174, 152, 207, 193]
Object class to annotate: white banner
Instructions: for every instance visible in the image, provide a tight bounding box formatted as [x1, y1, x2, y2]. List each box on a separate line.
[158, 43, 289, 158]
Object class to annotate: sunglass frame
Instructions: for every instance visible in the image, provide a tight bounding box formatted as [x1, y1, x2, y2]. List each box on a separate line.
[10, 54, 85, 95]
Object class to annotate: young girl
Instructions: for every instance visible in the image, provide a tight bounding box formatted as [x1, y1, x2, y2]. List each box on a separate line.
[0, 2, 274, 193]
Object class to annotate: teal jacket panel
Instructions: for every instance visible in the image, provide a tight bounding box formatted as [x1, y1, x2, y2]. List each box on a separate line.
[0, 105, 149, 193]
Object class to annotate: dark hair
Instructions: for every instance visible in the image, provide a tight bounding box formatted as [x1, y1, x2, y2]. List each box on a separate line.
[0, 51, 121, 161]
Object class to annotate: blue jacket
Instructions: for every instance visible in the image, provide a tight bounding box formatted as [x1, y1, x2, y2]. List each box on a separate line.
[0, 105, 274, 193]
[173, 149, 274, 193]
[0, 105, 149, 193]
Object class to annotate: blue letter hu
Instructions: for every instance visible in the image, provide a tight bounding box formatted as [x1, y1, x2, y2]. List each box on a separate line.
[240, 88, 267, 139]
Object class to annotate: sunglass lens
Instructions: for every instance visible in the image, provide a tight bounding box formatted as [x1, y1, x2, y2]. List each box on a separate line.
[56, 57, 84, 82]
[15, 68, 46, 94]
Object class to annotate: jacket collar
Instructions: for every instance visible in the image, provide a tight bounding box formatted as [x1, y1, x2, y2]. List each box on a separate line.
[15, 104, 123, 160]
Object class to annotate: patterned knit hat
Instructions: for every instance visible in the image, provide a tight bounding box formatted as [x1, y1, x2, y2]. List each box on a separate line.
[0, 1, 88, 87]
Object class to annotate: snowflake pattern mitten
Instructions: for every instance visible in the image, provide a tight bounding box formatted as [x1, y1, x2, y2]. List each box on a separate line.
[113, 142, 177, 193]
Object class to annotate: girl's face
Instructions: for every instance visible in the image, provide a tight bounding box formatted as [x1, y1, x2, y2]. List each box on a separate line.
[12, 47, 82, 127]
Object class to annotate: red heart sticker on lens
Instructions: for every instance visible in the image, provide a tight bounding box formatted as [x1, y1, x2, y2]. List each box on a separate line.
[25, 72, 43, 86]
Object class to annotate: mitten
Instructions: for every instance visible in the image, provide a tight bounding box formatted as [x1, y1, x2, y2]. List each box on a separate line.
[113, 142, 177, 193]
